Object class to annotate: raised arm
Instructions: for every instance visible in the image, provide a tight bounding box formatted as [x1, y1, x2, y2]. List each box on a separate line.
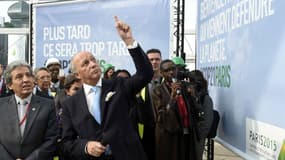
[114, 16, 135, 47]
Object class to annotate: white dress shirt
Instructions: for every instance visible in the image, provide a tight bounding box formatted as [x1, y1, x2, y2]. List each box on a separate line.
[15, 94, 32, 136]
[83, 79, 102, 114]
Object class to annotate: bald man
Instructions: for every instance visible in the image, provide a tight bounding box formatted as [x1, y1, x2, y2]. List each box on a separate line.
[61, 17, 153, 160]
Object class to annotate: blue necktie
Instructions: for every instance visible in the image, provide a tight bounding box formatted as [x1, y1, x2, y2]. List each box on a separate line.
[92, 86, 101, 124]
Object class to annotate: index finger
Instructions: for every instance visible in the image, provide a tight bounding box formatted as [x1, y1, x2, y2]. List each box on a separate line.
[114, 16, 121, 28]
[114, 16, 119, 23]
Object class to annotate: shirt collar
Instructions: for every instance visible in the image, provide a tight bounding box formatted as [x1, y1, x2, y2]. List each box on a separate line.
[51, 81, 60, 88]
[83, 78, 102, 95]
[15, 93, 32, 105]
[36, 86, 53, 96]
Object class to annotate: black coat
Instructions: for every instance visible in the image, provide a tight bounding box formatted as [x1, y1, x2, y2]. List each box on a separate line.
[61, 46, 153, 160]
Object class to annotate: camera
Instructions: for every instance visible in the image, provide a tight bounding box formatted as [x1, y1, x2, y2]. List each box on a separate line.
[176, 66, 191, 81]
[176, 66, 201, 91]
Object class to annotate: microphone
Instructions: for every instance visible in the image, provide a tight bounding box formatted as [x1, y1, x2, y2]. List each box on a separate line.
[172, 78, 181, 95]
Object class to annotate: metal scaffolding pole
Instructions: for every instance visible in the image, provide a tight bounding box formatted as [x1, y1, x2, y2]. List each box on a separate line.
[174, 0, 185, 60]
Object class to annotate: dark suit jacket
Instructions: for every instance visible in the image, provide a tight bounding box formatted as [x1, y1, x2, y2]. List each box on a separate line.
[0, 95, 58, 160]
[35, 88, 54, 99]
[0, 81, 11, 98]
[61, 46, 153, 160]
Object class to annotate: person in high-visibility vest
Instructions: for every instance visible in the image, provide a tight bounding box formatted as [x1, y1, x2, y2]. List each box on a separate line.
[138, 48, 163, 160]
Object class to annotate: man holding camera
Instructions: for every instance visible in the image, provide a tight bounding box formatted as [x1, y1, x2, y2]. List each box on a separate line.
[152, 59, 213, 160]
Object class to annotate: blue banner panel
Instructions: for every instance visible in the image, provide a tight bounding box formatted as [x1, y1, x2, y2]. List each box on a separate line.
[34, 0, 170, 73]
[197, 0, 285, 159]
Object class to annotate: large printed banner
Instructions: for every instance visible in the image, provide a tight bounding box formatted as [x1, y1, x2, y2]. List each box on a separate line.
[197, 0, 285, 159]
[33, 0, 170, 73]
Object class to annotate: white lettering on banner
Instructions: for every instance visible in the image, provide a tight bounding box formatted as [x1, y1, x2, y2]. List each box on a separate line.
[199, 0, 274, 42]
[107, 41, 128, 56]
[80, 41, 105, 56]
[66, 25, 91, 40]
[199, 38, 226, 63]
[43, 41, 129, 58]
[43, 26, 65, 41]
[200, 0, 232, 21]
[42, 23, 130, 58]
[198, 0, 275, 64]
[43, 43, 77, 57]
[43, 25, 91, 41]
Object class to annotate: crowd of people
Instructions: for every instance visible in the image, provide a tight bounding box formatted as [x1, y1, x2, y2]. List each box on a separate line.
[0, 17, 214, 160]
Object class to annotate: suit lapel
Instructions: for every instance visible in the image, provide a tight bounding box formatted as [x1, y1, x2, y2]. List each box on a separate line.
[100, 81, 106, 123]
[100, 80, 112, 123]
[22, 95, 41, 141]
[78, 87, 93, 117]
[5, 96, 22, 142]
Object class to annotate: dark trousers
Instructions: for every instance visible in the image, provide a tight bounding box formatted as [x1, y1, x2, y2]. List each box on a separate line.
[141, 125, 156, 160]
[98, 155, 114, 160]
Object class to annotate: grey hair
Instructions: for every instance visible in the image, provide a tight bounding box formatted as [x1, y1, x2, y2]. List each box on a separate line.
[33, 67, 50, 80]
[4, 60, 33, 85]
[69, 55, 77, 74]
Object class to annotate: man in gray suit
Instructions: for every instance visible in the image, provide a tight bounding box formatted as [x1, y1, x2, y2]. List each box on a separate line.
[0, 61, 58, 160]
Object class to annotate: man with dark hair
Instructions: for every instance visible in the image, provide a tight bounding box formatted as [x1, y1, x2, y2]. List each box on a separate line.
[152, 59, 213, 160]
[146, 48, 162, 82]
[0, 60, 58, 160]
[0, 63, 10, 97]
[137, 48, 163, 160]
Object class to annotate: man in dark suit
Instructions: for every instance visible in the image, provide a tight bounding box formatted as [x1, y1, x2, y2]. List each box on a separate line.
[61, 16, 153, 160]
[0, 61, 58, 160]
[33, 67, 54, 99]
[0, 63, 10, 97]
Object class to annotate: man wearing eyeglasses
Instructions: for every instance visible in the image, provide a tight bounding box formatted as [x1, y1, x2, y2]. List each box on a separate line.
[33, 67, 53, 99]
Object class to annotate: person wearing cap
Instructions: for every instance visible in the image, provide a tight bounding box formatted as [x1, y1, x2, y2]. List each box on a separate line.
[0, 60, 58, 160]
[45, 57, 64, 96]
[172, 56, 187, 72]
[60, 16, 153, 160]
[171, 57, 190, 80]
[171, 56, 186, 66]
[102, 63, 115, 80]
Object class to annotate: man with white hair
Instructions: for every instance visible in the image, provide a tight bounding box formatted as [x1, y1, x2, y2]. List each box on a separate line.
[61, 16, 153, 160]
